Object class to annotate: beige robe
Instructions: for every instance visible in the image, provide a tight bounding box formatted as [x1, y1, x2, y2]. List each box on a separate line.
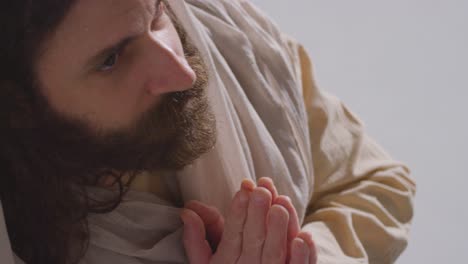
[1, 0, 415, 263]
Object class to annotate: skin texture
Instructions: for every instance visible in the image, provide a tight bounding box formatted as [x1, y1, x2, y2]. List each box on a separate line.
[182, 178, 318, 264]
[31, 0, 217, 173]
[36, 0, 196, 132]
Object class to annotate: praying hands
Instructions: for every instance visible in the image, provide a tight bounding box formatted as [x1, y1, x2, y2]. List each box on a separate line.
[180, 177, 317, 264]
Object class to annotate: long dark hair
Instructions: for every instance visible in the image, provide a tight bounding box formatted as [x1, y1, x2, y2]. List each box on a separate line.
[0, 2, 88, 263]
[0, 1, 105, 263]
[0, 1, 207, 263]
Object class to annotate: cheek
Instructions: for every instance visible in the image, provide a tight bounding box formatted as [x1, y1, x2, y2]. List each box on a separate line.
[85, 79, 152, 130]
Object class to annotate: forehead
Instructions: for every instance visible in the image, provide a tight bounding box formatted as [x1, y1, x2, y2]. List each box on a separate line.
[64, 0, 155, 29]
[41, 0, 157, 61]
[66, 0, 155, 26]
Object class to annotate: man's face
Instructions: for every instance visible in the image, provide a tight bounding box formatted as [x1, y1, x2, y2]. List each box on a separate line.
[37, 0, 195, 131]
[31, 0, 216, 172]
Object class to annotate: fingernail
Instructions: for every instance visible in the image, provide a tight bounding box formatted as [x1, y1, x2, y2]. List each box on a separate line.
[241, 178, 255, 191]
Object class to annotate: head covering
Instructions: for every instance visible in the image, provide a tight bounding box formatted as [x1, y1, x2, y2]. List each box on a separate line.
[1, 0, 313, 262]
[173, 0, 313, 220]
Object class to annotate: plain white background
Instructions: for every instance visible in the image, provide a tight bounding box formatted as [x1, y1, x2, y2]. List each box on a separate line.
[250, 0, 467, 263]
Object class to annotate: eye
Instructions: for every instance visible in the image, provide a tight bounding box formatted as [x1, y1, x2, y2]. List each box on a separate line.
[99, 51, 120, 72]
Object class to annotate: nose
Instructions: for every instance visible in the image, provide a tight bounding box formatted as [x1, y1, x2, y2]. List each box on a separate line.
[142, 34, 196, 96]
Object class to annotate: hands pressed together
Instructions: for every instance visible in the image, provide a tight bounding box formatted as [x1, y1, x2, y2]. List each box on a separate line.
[180, 177, 317, 264]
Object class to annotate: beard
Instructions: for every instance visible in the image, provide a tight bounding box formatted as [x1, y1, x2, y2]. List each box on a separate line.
[21, 13, 216, 185]
[0, 3, 216, 263]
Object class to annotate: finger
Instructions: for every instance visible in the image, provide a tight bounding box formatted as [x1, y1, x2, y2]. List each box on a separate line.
[274, 195, 300, 240]
[237, 187, 272, 263]
[289, 237, 309, 264]
[210, 189, 249, 264]
[180, 209, 212, 264]
[257, 177, 279, 201]
[241, 178, 256, 192]
[185, 200, 224, 250]
[261, 204, 289, 264]
[273, 195, 301, 262]
[297, 231, 317, 264]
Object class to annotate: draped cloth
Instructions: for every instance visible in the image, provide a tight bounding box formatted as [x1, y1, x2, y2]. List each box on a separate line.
[86, 0, 314, 262]
[1, 0, 416, 263]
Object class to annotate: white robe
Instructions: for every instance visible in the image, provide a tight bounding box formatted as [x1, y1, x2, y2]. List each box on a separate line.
[1, 0, 416, 263]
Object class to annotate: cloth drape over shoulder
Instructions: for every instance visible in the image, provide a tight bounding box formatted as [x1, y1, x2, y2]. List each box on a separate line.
[0, 0, 415, 263]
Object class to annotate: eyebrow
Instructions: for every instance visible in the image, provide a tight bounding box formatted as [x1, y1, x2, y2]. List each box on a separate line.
[84, 0, 162, 72]
[85, 35, 136, 71]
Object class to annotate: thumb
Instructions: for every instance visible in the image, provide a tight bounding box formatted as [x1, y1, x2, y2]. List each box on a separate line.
[180, 209, 213, 264]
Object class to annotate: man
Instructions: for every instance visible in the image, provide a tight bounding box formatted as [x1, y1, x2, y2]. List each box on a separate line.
[0, 0, 416, 263]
